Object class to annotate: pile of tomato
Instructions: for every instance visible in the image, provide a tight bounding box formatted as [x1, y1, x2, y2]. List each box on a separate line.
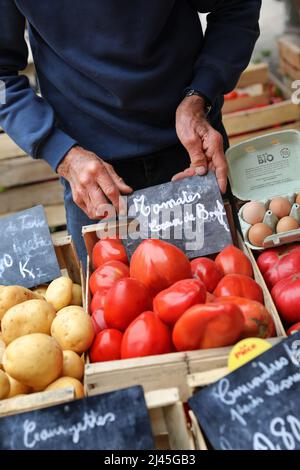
[89, 239, 275, 363]
[257, 243, 300, 335]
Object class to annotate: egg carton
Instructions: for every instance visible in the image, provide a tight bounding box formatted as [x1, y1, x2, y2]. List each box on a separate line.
[239, 193, 300, 250]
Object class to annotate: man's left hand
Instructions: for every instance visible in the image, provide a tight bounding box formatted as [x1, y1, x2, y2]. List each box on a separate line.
[174, 95, 228, 194]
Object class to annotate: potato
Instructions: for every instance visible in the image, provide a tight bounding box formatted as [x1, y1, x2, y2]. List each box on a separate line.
[0, 370, 10, 399]
[2, 299, 56, 344]
[31, 285, 48, 298]
[0, 286, 41, 321]
[45, 377, 84, 399]
[7, 375, 31, 398]
[57, 306, 85, 316]
[61, 350, 84, 380]
[3, 333, 63, 390]
[71, 284, 83, 306]
[51, 310, 94, 354]
[0, 338, 5, 370]
[45, 277, 73, 311]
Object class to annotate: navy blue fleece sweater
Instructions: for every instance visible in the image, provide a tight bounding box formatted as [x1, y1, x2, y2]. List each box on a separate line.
[0, 1, 261, 171]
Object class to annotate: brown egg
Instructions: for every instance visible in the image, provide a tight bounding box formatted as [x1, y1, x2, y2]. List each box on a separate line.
[296, 194, 300, 205]
[276, 216, 299, 233]
[269, 197, 291, 219]
[242, 201, 266, 225]
[248, 223, 273, 247]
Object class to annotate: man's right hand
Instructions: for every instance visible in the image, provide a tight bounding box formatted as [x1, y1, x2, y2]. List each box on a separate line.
[57, 146, 133, 220]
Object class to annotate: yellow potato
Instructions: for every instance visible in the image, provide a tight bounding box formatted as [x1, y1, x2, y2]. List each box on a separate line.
[71, 284, 83, 306]
[45, 377, 84, 399]
[61, 350, 84, 380]
[31, 285, 48, 298]
[2, 299, 56, 344]
[57, 306, 85, 316]
[0, 369, 10, 399]
[51, 310, 94, 354]
[45, 277, 73, 311]
[0, 338, 5, 370]
[0, 286, 41, 321]
[3, 333, 63, 390]
[7, 375, 31, 398]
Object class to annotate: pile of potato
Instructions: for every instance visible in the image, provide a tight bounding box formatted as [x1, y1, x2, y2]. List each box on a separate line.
[0, 277, 94, 402]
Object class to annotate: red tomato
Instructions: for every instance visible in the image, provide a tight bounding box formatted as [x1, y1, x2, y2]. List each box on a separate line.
[191, 257, 223, 293]
[172, 303, 244, 351]
[89, 260, 129, 296]
[130, 239, 192, 296]
[121, 311, 172, 359]
[214, 274, 264, 304]
[224, 91, 238, 100]
[104, 278, 152, 330]
[257, 244, 300, 288]
[90, 290, 106, 313]
[287, 323, 300, 335]
[271, 273, 300, 324]
[214, 296, 275, 338]
[91, 309, 108, 335]
[90, 329, 123, 362]
[215, 245, 253, 278]
[153, 279, 206, 326]
[92, 238, 128, 269]
[206, 292, 216, 303]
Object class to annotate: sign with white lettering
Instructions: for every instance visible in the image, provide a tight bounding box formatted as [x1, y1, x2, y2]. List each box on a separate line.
[0, 386, 154, 450]
[189, 333, 300, 450]
[123, 173, 232, 259]
[0, 205, 61, 288]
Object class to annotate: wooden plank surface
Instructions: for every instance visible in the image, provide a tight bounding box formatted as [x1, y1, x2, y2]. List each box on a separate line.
[0, 204, 66, 229]
[0, 156, 57, 188]
[279, 57, 300, 81]
[223, 92, 269, 115]
[0, 133, 27, 160]
[236, 63, 269, 88]
[228, 121, 300, 146]
[278, 35, 300, 70]
[0, 180, 64, 214]
[223, 100, 300, 137]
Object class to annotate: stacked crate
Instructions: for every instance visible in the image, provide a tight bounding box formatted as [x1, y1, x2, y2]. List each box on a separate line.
[278, 35, 300, 83]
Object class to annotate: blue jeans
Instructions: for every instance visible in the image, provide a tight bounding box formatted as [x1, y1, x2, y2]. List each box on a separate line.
[62, 128, 229, 266]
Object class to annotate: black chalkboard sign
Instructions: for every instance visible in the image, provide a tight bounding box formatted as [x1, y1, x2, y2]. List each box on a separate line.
[189, 332, 300, 450]
[123, 173, 232, 259]
[0, 386, 154, 450]
[0, 205, 61, 288]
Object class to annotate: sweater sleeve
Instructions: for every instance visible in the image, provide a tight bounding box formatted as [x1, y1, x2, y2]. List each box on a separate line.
[188, 0, 262, 105]
[0, 0, 77, 171]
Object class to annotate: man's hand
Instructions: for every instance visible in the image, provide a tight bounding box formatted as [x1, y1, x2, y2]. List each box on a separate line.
[57, 146, 133, 219]
[174, 95, 228, 194]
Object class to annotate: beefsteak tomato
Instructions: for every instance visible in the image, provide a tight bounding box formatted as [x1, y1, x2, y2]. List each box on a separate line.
[257, 244, 300, 288]
[287, 323, 300, 335]
[89, 260, 129, 296]
[214, 296, 275, 338]
[271, 273, 300, 324]
[90, 329, 123, 362]
[153, 278, 206, 326]
[90, 290, 107, 313]
[104, 278, 152, 330]
[91, 309, 108, 335]
[214, 274, 264, 304]
[92, 238, 128, 269]
[191, 257, 223, 293]
[172, 303, 244, 351]
[130, 239, 192, 296]
[121, 311, 172, 359]
[215, 245, 253, 278]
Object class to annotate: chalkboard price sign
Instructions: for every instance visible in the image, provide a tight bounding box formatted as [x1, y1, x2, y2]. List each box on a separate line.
[0, 386, 154, 450]
[189, 332, 300, 450]
[123, 173, 232, 259]
[0, 205, 61, 288]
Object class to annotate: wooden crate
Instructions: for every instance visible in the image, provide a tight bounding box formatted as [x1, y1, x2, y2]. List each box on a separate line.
[0, 131, 66, 231]
[223, 63, 300, 144]
[83, 219, 285, 402]
[278, 35, 300, 75]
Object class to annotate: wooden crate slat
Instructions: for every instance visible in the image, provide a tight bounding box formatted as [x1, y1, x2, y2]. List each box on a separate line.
[229, 121, 300, 146]
[53, 235, 81, 285]
[0, 156, 57, 188]
[278, 35, 300, 70]
[236, 63, 269, 88]
[223, 91, 269, 114]
[0, 133, 27, 160]
[0, 180, 64, 214]
[223, 100, 300, 137]
[279, 57, 300, 81]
